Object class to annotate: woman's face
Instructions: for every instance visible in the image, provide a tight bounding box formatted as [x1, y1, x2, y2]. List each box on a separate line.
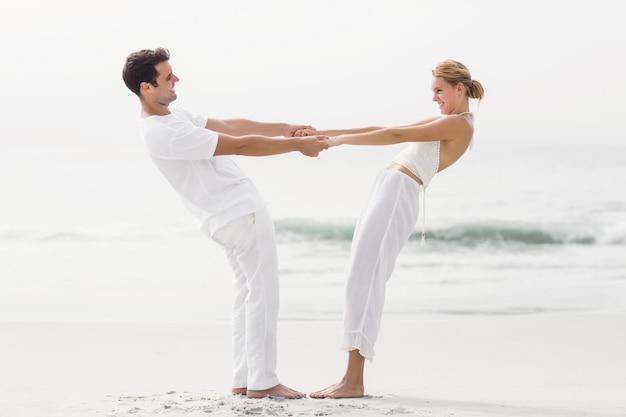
[431, 76, 463, 114]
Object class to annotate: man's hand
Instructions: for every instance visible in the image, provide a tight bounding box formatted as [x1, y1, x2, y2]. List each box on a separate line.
[299, 135, 329, 157]
[293, 127, 317, 137]
[286, 124, 315, 137]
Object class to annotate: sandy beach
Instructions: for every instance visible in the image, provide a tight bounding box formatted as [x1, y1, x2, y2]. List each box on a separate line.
[2, 310, 624, 417]
[2, 147, 625, 417]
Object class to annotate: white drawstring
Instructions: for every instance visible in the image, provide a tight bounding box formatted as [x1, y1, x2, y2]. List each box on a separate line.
[421, 185, 426, 246]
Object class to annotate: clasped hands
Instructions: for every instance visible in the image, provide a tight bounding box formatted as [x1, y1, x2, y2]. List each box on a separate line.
[287, 125, 340, 157]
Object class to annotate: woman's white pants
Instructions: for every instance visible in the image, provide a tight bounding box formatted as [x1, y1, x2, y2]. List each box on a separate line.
[341, 170, 420, 361]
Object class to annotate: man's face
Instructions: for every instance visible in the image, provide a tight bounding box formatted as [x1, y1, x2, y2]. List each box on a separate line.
[145, 61, 179, 105]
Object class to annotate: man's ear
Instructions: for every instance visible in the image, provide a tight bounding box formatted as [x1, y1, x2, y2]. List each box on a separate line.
[140, 81, 152, 93]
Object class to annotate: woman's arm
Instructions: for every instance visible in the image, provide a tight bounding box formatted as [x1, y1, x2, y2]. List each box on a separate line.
[297, 116, 439, 138]
[329, 116, 468, 147]
[310, 126, 384, 137]
[400, 116, 440, 127]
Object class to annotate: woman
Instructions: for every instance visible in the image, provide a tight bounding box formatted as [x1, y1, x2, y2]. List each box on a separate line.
[308, 60, 485, 398]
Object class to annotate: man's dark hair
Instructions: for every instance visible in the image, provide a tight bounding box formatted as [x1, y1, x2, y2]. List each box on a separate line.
[122, 47, 170, 97]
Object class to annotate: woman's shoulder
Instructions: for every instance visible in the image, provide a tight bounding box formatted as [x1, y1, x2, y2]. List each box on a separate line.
[441, 112, 474, 130]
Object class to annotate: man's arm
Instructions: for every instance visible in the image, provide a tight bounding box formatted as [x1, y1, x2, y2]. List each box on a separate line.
[214, 133, 328, 157]
[206, 118, 312, 137]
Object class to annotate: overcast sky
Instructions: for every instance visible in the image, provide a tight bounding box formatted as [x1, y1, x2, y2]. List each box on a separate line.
[1, 0, 624, 151]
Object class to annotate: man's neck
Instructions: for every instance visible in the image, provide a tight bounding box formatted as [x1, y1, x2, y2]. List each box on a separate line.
[141, 101, 171, 117]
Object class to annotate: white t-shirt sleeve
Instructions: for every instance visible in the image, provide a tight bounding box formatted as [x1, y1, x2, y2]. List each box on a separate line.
[141, 108, 218, 160]
[172, 107, 208, 129]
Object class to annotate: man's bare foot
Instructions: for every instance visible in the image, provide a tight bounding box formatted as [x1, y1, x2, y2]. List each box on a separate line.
[232, 388, 246, 396]
[310, 379, 364, 399]
[247, 383, 306, 399]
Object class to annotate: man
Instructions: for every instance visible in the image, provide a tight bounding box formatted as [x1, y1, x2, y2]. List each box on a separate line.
[122, 47, 327, 399]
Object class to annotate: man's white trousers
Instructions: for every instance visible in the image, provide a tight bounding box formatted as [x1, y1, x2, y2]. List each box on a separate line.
[212, 208, 280, 390]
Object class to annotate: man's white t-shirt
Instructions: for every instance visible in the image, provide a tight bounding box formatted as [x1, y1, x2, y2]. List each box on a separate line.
[139, 107, 266, 237]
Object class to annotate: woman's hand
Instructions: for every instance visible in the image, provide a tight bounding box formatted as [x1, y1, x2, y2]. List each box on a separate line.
[327, 136, 343, 147]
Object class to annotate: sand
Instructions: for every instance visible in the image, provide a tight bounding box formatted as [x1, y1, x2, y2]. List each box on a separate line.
[1, 310, 625, 417]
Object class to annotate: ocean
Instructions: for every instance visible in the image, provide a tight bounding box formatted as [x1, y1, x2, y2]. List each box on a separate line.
[1, 144, 625, 325]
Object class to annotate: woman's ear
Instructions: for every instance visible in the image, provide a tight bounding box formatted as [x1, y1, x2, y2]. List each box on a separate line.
[457, 82, 465, 95]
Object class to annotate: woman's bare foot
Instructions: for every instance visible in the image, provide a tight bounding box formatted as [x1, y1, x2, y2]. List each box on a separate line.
[247, 383, 306, 399]
[311, 349, 366, 399]
[232, 388, 247, 396]
[310, 378, 364, 399]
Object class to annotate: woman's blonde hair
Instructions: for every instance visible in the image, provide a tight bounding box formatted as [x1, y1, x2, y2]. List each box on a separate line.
[433, 60, 484, 102]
